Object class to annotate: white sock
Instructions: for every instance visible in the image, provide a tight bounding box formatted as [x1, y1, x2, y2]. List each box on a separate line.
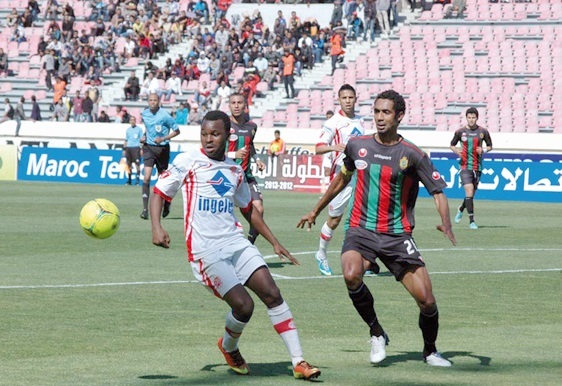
[222, 310, 247, 352]
[268, 301, 304, 367]
[318, 222, 333, 257]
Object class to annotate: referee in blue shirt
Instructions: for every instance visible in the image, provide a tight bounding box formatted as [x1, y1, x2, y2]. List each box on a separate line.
[123, 116, 143, 185]
[140, 93, 180, 219]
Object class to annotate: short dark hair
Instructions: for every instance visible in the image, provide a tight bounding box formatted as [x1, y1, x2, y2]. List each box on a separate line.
[375, 89, 406, 116]
[203, 110, 231, 132]
[338, 83, 356, 97]
[274, 130, 280, 135]
[466, 107, 479, 118]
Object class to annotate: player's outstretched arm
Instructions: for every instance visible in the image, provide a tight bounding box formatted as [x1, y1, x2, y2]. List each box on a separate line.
[297, 170, 351, 230]
[150, 193, 171, 248]
[241, 205, 300, 265]
[433, 192, 457, 246]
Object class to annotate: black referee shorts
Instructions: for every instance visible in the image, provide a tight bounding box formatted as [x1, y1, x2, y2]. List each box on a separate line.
[143, 144, 170, 174]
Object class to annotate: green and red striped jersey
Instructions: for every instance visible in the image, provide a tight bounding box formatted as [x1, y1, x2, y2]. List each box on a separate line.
[228, 119, 258, 181]
[343, 135, 447, 235]
[450, 125, 492, 171]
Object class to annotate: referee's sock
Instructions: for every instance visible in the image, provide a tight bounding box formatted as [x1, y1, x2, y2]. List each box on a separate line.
[142, 182, 150, 210]
[348, 282, 384, 337]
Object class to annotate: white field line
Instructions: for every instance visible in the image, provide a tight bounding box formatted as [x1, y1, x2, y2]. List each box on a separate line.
[1, 249, 560, 290]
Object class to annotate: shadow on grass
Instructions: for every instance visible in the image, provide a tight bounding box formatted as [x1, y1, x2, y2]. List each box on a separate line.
[139, 375, 178, 380]
[266, 261, 294, 269]
[339, 350, 492, 368]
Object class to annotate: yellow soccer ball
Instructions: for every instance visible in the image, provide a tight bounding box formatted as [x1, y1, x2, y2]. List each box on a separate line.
[79, 199, 121, 239]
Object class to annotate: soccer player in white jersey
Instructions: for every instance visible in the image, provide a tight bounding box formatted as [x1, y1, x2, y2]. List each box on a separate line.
[149, 111, 321, 381]
[314, 84, 377, 276]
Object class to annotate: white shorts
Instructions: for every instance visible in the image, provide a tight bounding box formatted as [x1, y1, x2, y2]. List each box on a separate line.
[328, 183, 353, 217]
[190, 239, 267, 298]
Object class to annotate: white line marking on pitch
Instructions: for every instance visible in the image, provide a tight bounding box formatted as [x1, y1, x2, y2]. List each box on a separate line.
[1, 248, 560, 290]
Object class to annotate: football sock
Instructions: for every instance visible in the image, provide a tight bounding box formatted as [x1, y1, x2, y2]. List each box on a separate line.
[248, 227, 259, 244]
[459, 199, 466, 212]
[419, 307, 439, 357]
[142, 182, 150, 210]
[465, 197, 474, 223]
[318, 222, 333, 257]
[127, 173, 132, 184]
[222, 310, 247, 352]
[348, 283, 383, 336]
[268, 301, 304, 367]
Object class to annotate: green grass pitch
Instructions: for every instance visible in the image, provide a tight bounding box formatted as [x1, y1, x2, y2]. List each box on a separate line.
[1, 181, 561, 385]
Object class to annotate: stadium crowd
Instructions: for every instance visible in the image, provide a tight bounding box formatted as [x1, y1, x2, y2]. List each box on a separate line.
[1, 0, 416, 124]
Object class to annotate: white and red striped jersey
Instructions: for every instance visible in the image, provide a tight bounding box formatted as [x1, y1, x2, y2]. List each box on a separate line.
[317, 110, 366, 179]
[153, 147, 252, 262]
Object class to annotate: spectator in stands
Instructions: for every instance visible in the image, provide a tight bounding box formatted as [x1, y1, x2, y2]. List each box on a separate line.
[58, 57, 71, 82]
[61, 14, 74, 43]
[263, 63, 278, 91]
[281, 49, 295, 99]
[331, 0, 344, 26]
[347, 12, 364, 40]
[12, 97, 26, 136]
[197, 52, 211, 74]
[445, 0, 467, 19]
[377, 0, 391, 36]
[0, 49, 7, 76]
[188, 104, 201, 125]
[139, 72, 160, 99]
[81, 94, 94, 122]
[30, 96, 42, 122]
[390, 0, 400, 27]
[268, 130, 286, 156]
[21, 9, 33, 28]
[163, 73, 183, 101]
[98, 110, 111, 122]
[52, 99, 69, 122]
[215, 24, 229, 50]
[209, 53, 221, 79]
[7, 8, 19, 27]
[61, 90, 72, 121]
[363, 0, 377, 42]
[330, 29, 345, 76]
[124, 70, 141, 101]
[289, 10, 302, 31]
[0, 98, 15, 126]
[72, 90, 84, 122]
[53, 76, 67, 107]
[174, 102, 190, 125]
[194, 80, 212, 107]
[29, 0, 41, 22]
[214, 79, 232, 110]
[88, 86, 101, 123]
[313, 32, 326, 63]
[254, 52, 269, 78]
[194, 0, 210, 25]
[10, 24, 27, 45]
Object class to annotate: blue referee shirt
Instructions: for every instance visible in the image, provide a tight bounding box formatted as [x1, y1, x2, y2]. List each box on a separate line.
[125, 125, 143, 148]
[141, 107, 180, 146]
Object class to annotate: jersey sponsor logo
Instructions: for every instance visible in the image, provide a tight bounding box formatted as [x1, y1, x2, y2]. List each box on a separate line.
[207, 171, 234, 196]
[354, 160, 368, 170]
[432, 171, 442, 180]
[399, 156, 408, 170]
[229, 134, 238, 141]
[358, 148, 367, 157]
[197, 196, 235, 214]
[350, 127, 362, 137]
[374, 153, 391, 160]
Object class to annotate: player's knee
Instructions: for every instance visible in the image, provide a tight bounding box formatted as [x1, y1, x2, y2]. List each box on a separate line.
[231, 297, 255, 321]
[260, 286, 283, 309]
[343, 268, 363, 289]
[417, 294, 436, 313]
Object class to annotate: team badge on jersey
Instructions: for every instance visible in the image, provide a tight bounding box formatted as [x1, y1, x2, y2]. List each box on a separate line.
[207, 171, 234, 196]
[432, 171, 442, 180]
[480, 133, 484, 139]
[461, 133, 467, 142]
[212, 275, 223, 290]
[160, 170, 171, 179]
[399, 157, 409, 170]
[354, 160, 368, 170]
[358, 148, 367, 157]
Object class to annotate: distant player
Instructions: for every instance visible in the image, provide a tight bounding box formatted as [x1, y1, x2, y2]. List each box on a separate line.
[227, 93, 266, 244]
[313, 84, 369, 276]
[450, 107, 493, 229]
[150, 111, 321, 380]
[299, 90, 456, 367]
[140, 93, 180, 220]
[123, 116, 143, 185]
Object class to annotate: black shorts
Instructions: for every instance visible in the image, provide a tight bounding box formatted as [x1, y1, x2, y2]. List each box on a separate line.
[125, 147, 141, 165]
[460, 169, 481, 189]
[247, 178, 263, 202]
[143, 144, 170, 174]
[341, 227, 425, 281]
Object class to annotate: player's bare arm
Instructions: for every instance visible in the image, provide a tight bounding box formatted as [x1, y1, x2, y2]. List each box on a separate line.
[255, 158, 266, 171]
[315, 143, 346, 155]
[433, 192, 457, 246]
[154, 129, 180, 145]
[297, 168, 352, 230]
[450, 145, 461, 156]
[149, 193, 171, 248]
[241, 204, 299, 265]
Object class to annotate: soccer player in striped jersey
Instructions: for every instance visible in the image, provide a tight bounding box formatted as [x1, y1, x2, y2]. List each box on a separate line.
[227, 93, 267, 244]
[150, 111, 320, 380]
[299, 90, 457, 367]
[450, 107, 493, 229]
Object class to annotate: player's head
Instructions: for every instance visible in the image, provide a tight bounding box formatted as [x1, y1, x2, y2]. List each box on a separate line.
[338, 84, 357, 117]
[148, 93, 160, 112]
[325, 110, 334, 119]
[201, 110, 231, 160]
[373, 90, 406, 134]
[228, 93, 246, 119]
[465, 107, 479, 128]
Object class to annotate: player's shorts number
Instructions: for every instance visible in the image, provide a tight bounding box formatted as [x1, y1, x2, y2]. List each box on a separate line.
[403, 239, 419, 255]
